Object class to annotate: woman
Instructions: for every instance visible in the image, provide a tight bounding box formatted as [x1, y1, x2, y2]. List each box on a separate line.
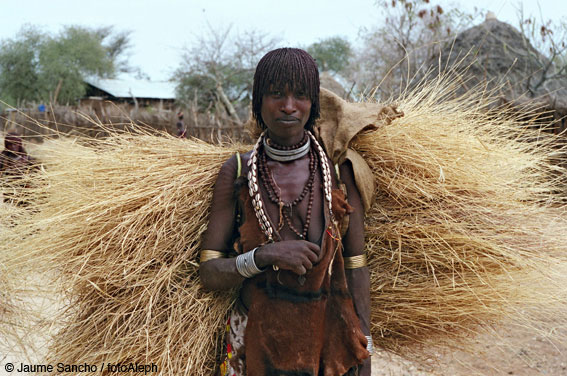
[199, 48, 372, 376]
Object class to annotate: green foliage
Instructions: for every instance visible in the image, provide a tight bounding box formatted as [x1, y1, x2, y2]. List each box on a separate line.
[94, 26, 134, 74]
[0, 24, 133, 106]
[176, 57, 250, 110]
[0, 26, 45, 105]
[39, 26, 116, 104]
[307, 36, 353, 73]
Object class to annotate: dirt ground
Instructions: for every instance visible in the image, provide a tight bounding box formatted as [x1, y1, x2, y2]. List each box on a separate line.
[3, 323, 566, 376]
[371, 322, 567, 376]
[2, 288, 566, 376]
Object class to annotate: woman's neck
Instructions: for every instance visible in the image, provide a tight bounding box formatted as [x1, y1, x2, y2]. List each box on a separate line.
[266, 129, 306, 147]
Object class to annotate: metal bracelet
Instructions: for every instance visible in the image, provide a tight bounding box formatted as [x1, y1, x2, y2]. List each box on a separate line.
[344, 254, 368, 269]
[365, 335, 374, 354]
[199, 249, 226, 263]
[235, 247, 264, 278]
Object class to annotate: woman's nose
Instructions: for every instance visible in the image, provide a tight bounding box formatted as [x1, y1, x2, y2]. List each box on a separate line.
[281, 96, 296, 114]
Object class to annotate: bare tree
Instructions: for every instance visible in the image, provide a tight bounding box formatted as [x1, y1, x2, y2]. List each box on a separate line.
[346, 0, 481, 100]
[174, 24, 281, 125]
[516, 7, 567, 95]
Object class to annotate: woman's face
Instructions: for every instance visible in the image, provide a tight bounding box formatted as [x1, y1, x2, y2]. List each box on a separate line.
[260, 86, 311, 142]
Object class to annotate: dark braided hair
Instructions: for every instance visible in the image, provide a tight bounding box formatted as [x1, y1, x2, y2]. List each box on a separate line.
[252, 48, 320, 132]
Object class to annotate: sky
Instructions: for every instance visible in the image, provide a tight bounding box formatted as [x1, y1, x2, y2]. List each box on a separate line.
[0, 0, 565, 82]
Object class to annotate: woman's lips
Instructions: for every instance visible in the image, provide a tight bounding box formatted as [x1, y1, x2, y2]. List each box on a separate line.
[276, 116, 299, 124]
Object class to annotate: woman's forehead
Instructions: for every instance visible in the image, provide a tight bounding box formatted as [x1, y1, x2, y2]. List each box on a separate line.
[267, 81, 307, 93]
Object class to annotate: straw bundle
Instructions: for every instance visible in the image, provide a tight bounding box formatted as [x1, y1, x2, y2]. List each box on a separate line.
[0, 271, 22, 360]
[2, 134, 246, 375]
[354, 80, 567, 354]
[0, 250, 15, 328]
[1, 77, 566, 374]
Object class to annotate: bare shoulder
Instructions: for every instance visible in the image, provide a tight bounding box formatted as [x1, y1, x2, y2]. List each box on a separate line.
[338, 160, 357, 189]
[215, 150, 253, 184]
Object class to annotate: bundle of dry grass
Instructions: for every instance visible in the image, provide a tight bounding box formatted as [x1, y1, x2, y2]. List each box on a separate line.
[354, 79, 567, 355]
[0, 276, 23, 363]
[2, 133, 246, 375]
[1, 76, 566, 374]
[0, 255, 16, 328]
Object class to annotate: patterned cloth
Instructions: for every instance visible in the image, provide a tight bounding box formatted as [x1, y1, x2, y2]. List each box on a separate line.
[219, 303, 247, 376]
[218, 304, 360, 376]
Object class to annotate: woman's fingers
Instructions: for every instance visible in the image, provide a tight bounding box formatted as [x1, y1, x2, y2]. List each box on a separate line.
[269, 240, 322, 274]
[295, 265, 307, 276]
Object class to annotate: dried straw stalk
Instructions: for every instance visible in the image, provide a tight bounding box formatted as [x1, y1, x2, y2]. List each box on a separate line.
[0, 256, 16, 345]
[1, 77, 566, 373]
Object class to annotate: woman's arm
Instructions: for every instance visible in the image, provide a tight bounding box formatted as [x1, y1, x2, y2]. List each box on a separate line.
[340, 160, 372, 376]
[199, 155, 247, 290]
[200, 154, 323, 290]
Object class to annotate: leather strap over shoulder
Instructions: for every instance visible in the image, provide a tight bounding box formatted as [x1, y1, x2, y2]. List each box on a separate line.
[235, 152, 242, 178]
[333, 163, 350, 237]
[344, 149, 375, 213]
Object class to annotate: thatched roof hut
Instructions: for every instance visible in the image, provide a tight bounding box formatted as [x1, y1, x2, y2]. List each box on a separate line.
[430, 16, 567, 134]
[320, 71, 351, 100]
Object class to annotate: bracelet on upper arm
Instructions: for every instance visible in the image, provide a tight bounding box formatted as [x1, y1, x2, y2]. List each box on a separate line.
[344, 254, 367, 269]
[200, 249, 227, 263]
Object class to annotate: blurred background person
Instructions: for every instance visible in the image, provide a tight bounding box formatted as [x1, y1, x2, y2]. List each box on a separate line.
[1, 132, 36, 205]
[176, 111, 186, 138]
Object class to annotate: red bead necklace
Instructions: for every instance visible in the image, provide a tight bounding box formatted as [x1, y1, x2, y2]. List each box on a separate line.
[258, 143, 319, 239]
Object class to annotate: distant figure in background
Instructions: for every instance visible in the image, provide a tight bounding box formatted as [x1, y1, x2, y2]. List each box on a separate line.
[0, 132, 31, 174]
[0, 132, 35, 204]
[176, 111, 187, 138]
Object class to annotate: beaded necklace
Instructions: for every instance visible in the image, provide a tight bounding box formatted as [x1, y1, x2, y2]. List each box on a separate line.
[247, 131, 333, 242]
[258, 143, 317, 239]
[263, 132, 310, 161]
[265, 131, 308, 150]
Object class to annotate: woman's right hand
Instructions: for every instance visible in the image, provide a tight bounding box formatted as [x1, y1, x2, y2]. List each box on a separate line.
[255, 240, 321, 276]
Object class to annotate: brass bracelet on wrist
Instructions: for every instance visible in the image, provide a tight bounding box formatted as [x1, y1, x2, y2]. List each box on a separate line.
[199, 249, 227, 263]
[344, 254, 367, 269]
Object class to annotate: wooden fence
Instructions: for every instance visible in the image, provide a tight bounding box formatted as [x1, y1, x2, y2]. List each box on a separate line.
[0, 103, 252, 144]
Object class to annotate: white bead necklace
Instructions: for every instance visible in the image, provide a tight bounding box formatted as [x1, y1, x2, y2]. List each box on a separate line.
[247, 130, 334, 242]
